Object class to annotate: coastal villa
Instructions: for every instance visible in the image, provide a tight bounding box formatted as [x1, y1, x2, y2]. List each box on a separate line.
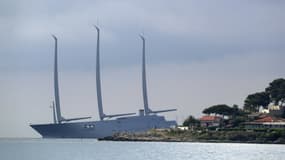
[199, 116, 223, 127]
[244, 116, 285, 129]
[268, 105, 285, 117]
[259, 106, 269, 114]
[258, 103, 285, 117]
[177, 126, 189, 131]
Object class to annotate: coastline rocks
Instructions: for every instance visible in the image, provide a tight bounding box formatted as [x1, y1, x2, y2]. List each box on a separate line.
[99, 129, 285, 144]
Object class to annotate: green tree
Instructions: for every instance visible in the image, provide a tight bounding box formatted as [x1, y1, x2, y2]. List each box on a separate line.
[265, 78, 285, 105]
[232, 104, 246, 116]
[183, 115, 200, 127]
[243, 92, 270, 112]
[202, 104, 234, 117]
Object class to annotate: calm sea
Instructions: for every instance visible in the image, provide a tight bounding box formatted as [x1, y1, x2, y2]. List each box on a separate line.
[0, 139, 284, 160]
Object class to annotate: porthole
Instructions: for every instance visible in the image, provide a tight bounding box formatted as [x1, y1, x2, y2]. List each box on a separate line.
[84, 124, 95, 129]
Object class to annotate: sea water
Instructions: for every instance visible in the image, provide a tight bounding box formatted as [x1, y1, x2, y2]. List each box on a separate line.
[0, 139, 284, 160]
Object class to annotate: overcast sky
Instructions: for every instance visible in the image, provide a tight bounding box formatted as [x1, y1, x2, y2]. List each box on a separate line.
[0, 0, 285, 137]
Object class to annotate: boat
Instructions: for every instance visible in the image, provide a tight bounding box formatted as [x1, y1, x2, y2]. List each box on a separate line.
[30, 27, 177, 138]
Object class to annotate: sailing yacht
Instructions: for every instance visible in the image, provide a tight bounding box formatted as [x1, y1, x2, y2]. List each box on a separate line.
[30, 27, 177, 138]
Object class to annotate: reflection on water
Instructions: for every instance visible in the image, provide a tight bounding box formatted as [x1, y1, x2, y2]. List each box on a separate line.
[0, 138, 284, 160]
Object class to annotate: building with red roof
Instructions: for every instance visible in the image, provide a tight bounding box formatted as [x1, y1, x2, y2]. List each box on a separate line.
[244, 116, 285, 129]
[199, 116, 223, 127]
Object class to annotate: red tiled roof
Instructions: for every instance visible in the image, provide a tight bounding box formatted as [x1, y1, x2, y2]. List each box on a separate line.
[255, 116, 274, 122]
[200, 116, 221, 121]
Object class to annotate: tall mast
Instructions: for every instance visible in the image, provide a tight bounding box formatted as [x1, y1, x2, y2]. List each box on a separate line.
[52, 35, 63, 123]
[93, 26, 135, 120]
[140, 35, 151, 115]
[52, 101, 57, 124]
[50, 35, 91, 123]
[94, 26, 105, 120]
[139, 35, 177, 115]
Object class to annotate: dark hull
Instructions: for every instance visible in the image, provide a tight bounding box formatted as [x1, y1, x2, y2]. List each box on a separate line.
[30, 115, 177, 138]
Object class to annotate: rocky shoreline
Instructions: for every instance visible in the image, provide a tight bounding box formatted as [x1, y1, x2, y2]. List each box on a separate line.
[99, 129, 285, 144]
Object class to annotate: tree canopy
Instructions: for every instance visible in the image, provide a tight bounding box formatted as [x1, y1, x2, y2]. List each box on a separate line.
[243, 78, 285, 112]
[244, 92, 270, 112]
[202, 104, 235, 116]
[183, 115, 200, 126]
[265, 78, 285, 105]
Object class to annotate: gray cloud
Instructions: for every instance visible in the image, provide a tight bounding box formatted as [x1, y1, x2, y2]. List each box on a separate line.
[0, 0, 284, 71]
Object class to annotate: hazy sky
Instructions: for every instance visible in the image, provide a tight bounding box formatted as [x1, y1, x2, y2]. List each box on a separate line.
[0, 0, 285, 137]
